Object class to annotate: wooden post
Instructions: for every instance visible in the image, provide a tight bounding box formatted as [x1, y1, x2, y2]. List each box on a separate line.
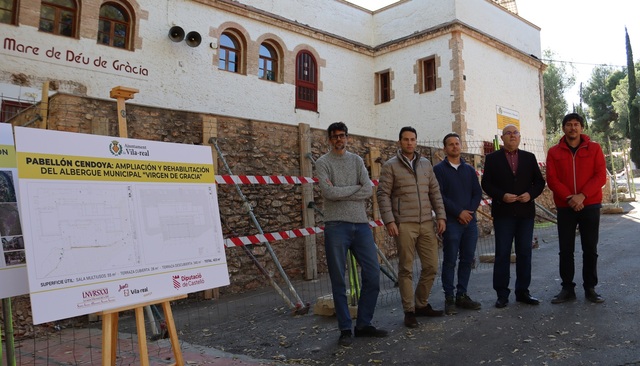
[203, 116, 220, 300]
[109, 86, 139, 138]
[102, 86, 186, 365]
[299, 123, 317, 280]
[39, 81, 49, 129]
[367, 147, 385, 250]
[100, 296, 187, 366]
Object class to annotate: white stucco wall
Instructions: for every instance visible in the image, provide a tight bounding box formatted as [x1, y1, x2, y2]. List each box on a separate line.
[372, 0, 456, 46]
[372, 35, 455, 142]
[454, 0, 541, 58]
[462, 36, 545, 159]
[238, 0, 374, 45]
[371, 0, 539, 57]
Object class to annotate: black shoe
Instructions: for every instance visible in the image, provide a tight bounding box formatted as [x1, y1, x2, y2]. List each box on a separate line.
[551, 288, 576, 304]
[515, 292, 540, 305]
[495, 297, 508, 308]
[338, 329, 352, 346]
[404, 312, 418, 328]
[585, 288, 605, 303]
[444, 296, 458, 315]
[456, 293, 481, 310]
[354, 325, 388, 338]
[415, 303, 444, 317]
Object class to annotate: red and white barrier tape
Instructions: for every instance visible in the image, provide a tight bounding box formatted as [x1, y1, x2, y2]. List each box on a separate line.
[214, 162, 545, 185]
[215, 175, 379, 186]
[224, 220, 385, 247]
[215, 175, 317, 185]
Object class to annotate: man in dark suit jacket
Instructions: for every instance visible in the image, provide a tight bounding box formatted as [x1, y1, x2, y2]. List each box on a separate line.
[481, 124, 546, 309]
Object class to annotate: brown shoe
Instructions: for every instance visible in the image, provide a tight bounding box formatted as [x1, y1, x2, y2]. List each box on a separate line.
[404, 312, 418, 328]
[415, 303, 444, 317]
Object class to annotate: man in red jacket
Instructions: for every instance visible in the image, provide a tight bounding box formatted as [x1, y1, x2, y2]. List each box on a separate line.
[546, 113, 607, 304]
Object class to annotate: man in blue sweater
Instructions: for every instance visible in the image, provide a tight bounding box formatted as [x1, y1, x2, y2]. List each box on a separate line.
[433, 133, 483, 315]
[316, 122, 388, 347]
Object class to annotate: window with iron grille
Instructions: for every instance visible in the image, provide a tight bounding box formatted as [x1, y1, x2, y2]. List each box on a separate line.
[295, 51, 317, 111]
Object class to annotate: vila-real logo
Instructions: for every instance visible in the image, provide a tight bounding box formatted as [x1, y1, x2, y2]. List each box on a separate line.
[109, 140, 123, 156]
[118, 283, 130, 296]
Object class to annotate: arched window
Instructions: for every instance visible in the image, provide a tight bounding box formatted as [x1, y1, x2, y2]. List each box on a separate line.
[98, 2, 131, 49]
[295, 51, 317, 111]
[219, 32, 241, 73]
[39, 0, 78, 37]
[259, 43, 278, 82]
[0, 0, 18, 25]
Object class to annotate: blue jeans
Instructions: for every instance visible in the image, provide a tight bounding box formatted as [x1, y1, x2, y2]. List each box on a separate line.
[556, 205, 601, 290]
[324, 221, 381, 331]
[492, 216, 534, 299]
[441, 219, 478, 298]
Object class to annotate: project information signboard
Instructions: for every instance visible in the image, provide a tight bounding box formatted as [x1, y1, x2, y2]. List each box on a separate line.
[0, 123, 29, 298]
[14, 127, 229, 324]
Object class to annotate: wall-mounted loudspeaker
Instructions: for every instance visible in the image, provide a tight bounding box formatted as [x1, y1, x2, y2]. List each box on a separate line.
[185, 31, 202, 47]
[168, 26, 185, 42]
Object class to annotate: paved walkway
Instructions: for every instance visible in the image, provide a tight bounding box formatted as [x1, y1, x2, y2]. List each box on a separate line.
[12, 327, 269, 365]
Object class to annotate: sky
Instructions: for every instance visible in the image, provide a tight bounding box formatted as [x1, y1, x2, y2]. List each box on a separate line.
[346, 0, 640, 106]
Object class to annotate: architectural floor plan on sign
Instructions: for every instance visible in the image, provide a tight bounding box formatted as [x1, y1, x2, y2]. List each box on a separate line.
[24, 181, 137, 279]
[23, 181, 222, 279]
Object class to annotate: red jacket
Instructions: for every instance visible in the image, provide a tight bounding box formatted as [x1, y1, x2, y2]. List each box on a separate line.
[546, 134, 607, 208]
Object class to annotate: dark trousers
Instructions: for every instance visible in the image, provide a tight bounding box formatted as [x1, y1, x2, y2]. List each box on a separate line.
[556, 205, 601, 291]
[492, 216, 535, 299]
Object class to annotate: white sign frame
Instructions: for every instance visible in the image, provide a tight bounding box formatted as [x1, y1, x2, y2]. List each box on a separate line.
[14, 127, 228, 324]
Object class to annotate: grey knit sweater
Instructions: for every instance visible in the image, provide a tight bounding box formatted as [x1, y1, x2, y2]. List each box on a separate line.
[315, 150, 373, 223]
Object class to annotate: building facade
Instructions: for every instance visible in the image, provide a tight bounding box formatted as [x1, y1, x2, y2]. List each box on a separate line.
[2, 0, 544, 151]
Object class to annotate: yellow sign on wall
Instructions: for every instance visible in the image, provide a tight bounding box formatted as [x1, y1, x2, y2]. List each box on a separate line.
[496, 105, 520, 130]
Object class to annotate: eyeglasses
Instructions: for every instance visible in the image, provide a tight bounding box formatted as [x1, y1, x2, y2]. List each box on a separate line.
[330, 133, 348, 140]
[503, 131, 520, 137]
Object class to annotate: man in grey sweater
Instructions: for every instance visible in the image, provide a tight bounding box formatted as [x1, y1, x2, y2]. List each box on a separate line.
[316, 122, 388, 347]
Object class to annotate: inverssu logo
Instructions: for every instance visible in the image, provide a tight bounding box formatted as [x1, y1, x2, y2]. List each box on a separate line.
[82, 288, 109, 299]
[77, 287, 115, 309]
[109, 140, 123, 156]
